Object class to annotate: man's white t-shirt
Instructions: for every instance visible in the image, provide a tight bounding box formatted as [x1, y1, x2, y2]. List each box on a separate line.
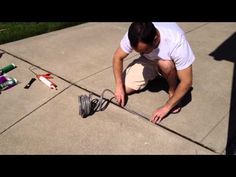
[120, 22, 195, 71]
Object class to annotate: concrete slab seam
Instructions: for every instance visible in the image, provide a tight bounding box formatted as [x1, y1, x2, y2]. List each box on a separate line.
[0, 84, 72, 136]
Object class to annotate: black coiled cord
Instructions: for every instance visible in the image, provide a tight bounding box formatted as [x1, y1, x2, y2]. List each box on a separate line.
[78, 89, 115, 118]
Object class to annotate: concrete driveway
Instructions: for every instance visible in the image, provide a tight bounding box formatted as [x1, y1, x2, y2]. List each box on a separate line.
[0, 22, 235, 154]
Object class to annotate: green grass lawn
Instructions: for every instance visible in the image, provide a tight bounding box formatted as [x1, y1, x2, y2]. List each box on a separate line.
[0, 22, 83, 45]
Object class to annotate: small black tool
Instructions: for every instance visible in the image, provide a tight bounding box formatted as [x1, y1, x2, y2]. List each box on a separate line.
[24, 78, 36, 89]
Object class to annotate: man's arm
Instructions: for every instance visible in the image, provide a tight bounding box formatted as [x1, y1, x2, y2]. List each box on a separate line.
[113, 47, 129, 106]
[151, 65, 193, 123]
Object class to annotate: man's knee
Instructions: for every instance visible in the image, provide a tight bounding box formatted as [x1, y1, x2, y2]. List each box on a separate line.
[125, 86, 136, 95]
[157, 60, 176, 76]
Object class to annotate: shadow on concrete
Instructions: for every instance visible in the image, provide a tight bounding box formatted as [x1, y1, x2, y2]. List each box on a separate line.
[0, 51, 4, 58]
[209, 32, 236, 155]
[142, 75, 193, 109]
[123, 56, 193, 110]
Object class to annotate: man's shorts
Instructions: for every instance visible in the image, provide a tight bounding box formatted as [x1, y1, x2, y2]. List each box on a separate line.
[123, 56, 160, 91]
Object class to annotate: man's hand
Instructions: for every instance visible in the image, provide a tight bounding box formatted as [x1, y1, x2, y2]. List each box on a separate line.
[113, 47, 129, 107]
[150, 65, 193, 124]
[150, 105, 171, 124]
[115, 85, 125, 107]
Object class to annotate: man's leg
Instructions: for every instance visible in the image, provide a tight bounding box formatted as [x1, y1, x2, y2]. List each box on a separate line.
[156, 60, 178, 97]
[123, 57, 158, 95]
[125, 86, 136, 95]
[156, 59, 181, 113]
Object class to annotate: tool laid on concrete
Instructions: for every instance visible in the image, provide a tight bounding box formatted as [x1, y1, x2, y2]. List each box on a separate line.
[0, 75, 18, 91]
[0, 63, 18, 93]
[78, 89, 115, 118]
[29, 66, 57, 90]
[36, 73, 57, 89]
[24, 78, 36, 89]
[0, 63, 17, 75]
[0, 74, 7, 84]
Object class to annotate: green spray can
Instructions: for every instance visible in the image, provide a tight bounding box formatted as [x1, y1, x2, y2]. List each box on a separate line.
[0, 63, 17, 75]
[0, 77, 18, 91]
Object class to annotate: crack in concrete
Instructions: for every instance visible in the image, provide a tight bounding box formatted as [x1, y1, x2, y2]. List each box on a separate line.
[200, 111, 229, 143]
[73, 54, 139, 84]
[185, 23, 210, 34]
[199, 112, 229, 154]
[1, 40, 216, 153]
[0, 84, 72, 136]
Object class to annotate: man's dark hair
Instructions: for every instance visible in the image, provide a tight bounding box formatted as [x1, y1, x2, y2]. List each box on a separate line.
[128, 22, 157, 48]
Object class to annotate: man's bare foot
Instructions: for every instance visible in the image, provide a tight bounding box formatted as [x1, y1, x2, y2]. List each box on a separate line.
[171, 105, 181, 114]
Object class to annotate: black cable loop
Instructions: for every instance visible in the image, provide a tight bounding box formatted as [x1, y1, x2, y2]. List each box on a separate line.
[79, 89, 115, 118]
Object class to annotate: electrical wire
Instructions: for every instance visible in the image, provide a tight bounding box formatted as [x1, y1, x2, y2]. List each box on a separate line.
[78, 89, 115, 118]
